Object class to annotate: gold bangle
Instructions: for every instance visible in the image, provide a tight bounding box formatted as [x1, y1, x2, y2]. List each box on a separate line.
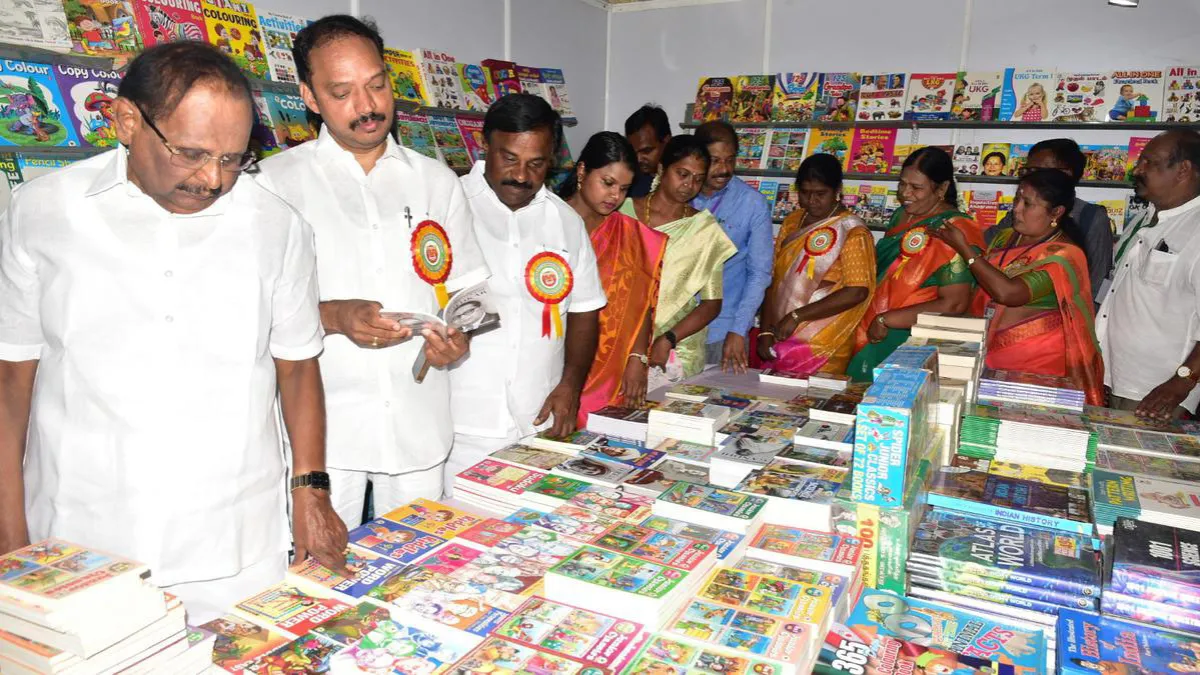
[757, 331, 775, 340]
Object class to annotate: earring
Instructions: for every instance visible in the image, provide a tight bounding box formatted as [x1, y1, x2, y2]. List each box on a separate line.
[576, 175, 583, 192]
[1051, 220, 1059, 229]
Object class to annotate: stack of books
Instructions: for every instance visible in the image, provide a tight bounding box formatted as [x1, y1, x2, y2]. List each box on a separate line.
[1058, 607, 1200, 674]
[619, 457, 713, 497]
[906, 335, 984, 381]
[649, 438, 719, 467]
[543, 544, 698, 628]
[771, 442, 852, 473]
[652, 482, 767, 535]
[793, 418, 854, 454]
[637, 515, 748, 562]
[1102, 517, 1200, 634]
[730, 556, 854, 624]
[850, 366, 937, 509]
[927, 464, 1095, 536]
[745, 524, 864, 606]
[733, 461, 847, 529]
[520, 474, 595, 511]
[691, 566, 835, 644]
[646, 400, 735, 446]
[659, 597, 817, 674]
[978, 369, 1087, 412]
[0, 540, 198, 675]
[933, 386, 964, 464]
[790, 387, 862, 426]
[623, 632, 786, 674]
[453, 458, 547, 514]
[1091, 421, 1200, 461]
[526, 429, 603, 454]
[873, 343, 939, 377]
[488, 443, 574, 473]
[958, 403, 1097, 472]
[757, 368, 809, 387]
[709, 432, 791, 488]
[911, 313, 987, 398]
[1090, 469, 1200, 535]
[910, 313, 988, 342]
[586, 406, 652, 443]
[907, 509, 1101, 630]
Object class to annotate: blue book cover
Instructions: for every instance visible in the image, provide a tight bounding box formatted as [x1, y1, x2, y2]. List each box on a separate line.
[906, 560, 1096, 610]
[908, 571, 1066, 617]
[0, 60, 81, 147]
[1111, 516, 1200, 609]
[1057, 607, 1200, 674]
[928, 468, 1094, 536]
[347, 518, 446, 564]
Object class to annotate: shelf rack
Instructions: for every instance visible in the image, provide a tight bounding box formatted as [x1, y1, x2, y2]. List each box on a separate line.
[734, 167, 1133, 190]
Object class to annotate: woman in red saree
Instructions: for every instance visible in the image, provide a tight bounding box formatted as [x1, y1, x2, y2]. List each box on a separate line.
[932, 168, 1104, 405]
[562, 132, 668, 424]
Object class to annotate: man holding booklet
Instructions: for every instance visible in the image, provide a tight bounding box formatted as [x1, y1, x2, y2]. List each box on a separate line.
[256, 16, 488, 526]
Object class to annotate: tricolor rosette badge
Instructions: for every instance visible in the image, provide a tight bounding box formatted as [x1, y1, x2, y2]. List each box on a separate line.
[411, 220, 453, 308]
[895, 226, 929, 275]
[798, 226, 838, 279]
[525, 251, 573, 338]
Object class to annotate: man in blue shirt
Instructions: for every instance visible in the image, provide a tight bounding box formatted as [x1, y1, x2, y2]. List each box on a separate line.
[692, 121, 774, 372]
[624, 105, 671, 198]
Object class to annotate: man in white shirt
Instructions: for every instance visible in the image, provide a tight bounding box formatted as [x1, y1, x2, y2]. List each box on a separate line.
[447, 94, 606, 495]
[1098, 129, 1200, 422]
[256, 16, 485, 526]
[0, 42, 346, 623]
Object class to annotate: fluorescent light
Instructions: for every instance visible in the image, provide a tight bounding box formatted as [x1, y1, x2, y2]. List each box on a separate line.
[1109, 0, 1138, 6]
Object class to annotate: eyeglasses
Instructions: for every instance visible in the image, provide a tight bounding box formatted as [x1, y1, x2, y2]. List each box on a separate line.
[136, 105, 257, 174]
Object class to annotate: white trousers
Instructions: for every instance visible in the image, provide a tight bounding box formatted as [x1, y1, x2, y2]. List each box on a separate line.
[443, 430, 522, 498]
[328, 465, 446, 529]
[165, 553, 288, 626]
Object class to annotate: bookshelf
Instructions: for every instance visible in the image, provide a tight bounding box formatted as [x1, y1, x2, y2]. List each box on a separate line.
[735, 167, 1133, 190]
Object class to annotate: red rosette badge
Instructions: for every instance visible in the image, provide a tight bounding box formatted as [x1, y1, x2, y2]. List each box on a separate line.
[525, 251, 573, 338]
[411, 220, 453, 308]
[797, 226, 838, 279]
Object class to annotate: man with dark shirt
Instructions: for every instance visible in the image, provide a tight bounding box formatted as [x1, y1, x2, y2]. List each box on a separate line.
[624, 105, 671, 198]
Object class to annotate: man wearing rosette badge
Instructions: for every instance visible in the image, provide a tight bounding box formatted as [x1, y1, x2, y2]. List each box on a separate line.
[255, 15, 489, 527]
[446, 93, 606, 496]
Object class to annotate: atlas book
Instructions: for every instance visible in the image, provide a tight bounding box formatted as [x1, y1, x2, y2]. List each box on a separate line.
[952, 70, 1004, 121]
[416, 48, 463, 110]
[456, 62, 493, 111]
[52, 63, 121, 148]
[903, 72, 955, 120]
[692, 76, 734, 122]
[201, 0, 268, 80]
[133, 0, 207, 46]
[66, 0, 141, 57]
[0, 60, 81, 148]
[730, 74, 774, 122]
[772, 72, 819, 121]
[257, 10, 308, 84]
[804, 128, 853, 170]
[906, 559, 1098, 611]
[856, 72, 906, 122]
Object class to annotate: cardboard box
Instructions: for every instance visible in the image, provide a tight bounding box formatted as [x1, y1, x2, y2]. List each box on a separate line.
[851, 368, 936, 506]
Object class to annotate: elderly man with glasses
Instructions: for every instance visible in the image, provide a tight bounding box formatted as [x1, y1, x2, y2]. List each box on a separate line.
[0, 41, 347, 623]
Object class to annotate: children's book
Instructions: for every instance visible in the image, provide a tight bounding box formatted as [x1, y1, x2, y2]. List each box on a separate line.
[539, 67, 573, 119]
[378, 499, 481, 539]
[457, 116, 485, 166]
[553, 456, 638, 487]
[730, 75, 774, 122]
[52, 63, 120, 148]
[813, 72, 859, 122]
[328, 618, 477, 672]
[133, 0, 206, 46]
[456, 62, 493, 112]
[0, 0, 72, 52]
[856, 72, 906, 123]
[621, 459, 711, 497]
[451, 635, 607, 674]
[201, 0, 267, 79]
[429, 113, 470, 171]
[263, 91, 316, 151]
[1081, 144, 1128, 182]
[952, 143, 981, 176]
[591, 522, 717, 572]
[256, 10, 307, 85]
[1000, 67, 1055, 122]
[244, 632, 341, 673]
[952, 70, 1003, 121]
[66, 0, 142, 57]
[0, 60, 80, 148]
[748, 525, 861, 573]
[383, 47, 426, 104]
[491, 445, 573, 473]
[480, 59, 521, 100]
[1057, 606, 1200, 674]
[288, 547, 403, 600]
[804, 128, 853, 170]
[980, 142, 1011, 177]
[1125, 135, 1152, 181]
[416, 48, 463, 110]
[1050, 71, 1112, 122]
[515, 64, 547, 103]
[307, 601, 393, 647]
[889, 144, 917, 174]
[525, 475, 593, 504]
[657, 481, 766, 520]
[639, 515, 744, 561]
[548, 546, 685, 599]
[735, 126, 768, 170]
[693, 76, 734, 122]
[492, 596, 645, 674]
[664, 598, 813, 673]
[394, 111, 439, 159]
[903, 72, 955, 120]
[696, 566, 833, 626]
[771, 72, 819, 122]
[533, 504, 616, 543]
[763, 128, 807, 173]
[773, 183, 799, 222]
[232, 582, 351, 639]
[1105, 69, 1164, 122]
[847, 128, 895, 174]
[624, 634, 783, 675]
[200, 615, 289, 672]
[565, 486, 655, 523]
[1008, 142, 1033, 175]
[1164, 65, 1200, 122]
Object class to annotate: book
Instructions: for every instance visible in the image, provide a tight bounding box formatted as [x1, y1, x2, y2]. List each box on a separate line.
[927, 466, 1094, 535]
[952, 455, 1088, 489]
[953, 142, 981, 175]
[851, 368, 935, 507]
[1090, 469, 1200, 532]
[539, 67, 573, 119]
[0, 60, 81, 148]
[514, 64, 546, 103]
[455, 63, 492, 112]
[232, 582, 351, 639]
[1097, 447, 1200, 482]
[133, 0, 206, 46]
[288, 548, 403, 601]
[201, 0, 267, 80]
[654, 482, 766, 534]
[262, 90, 316, 151]
[1164, 65, 1200, 123]
[813, 72, 859, 122]
[771, 72, 819, 121]
[731, 75, 774, 122]
[907, 558, 1096, 611]
[856, 72, 906, 122]
[1109, 516, 1200, 610]
[734, 126, 769, 170]
[1101, 588, 1200, 633]
[552, 456, 638, 487]
[586, 406, 651, 443]
[1105, 69, 1164, 121]
[563, 486, 654, 523]
[621, 458, 711, 497]
[1050, 71, 1111, 122]
[523, 474, 594, 511]
[804, 128, 853, 170]
[747, 524, 862, 578]
[456, 517, 526, 548]
[1057, 606, 1200, 674]
[201, 615, 289, 672]
[491, 596, 643, 674]
[429, 113, 470, 171]
[732, 557, 852, 613]
[480, 58, 521, 100]
[545, 546, 687, 620]
[491, 445, 573, 472]
[590, 522, 717, 572]
[582, 438, 663, 469]
[763, 128, 807, 173]
[775, 444, 852, 471]
[0, 0, 71, 52]
[847, 128, 895, 174]
[692, 76, 734, 122]
[66, 0, 141, 57]
[624, 634, 785, 675]
[907, 568, 1075, 617]
[980, 142, 1011, 177]
[0, 539, 153, 614]
[695, 566, 834, 632]
[663, 598, 814, 675]
[952, 70, 1004, 121]
[379, 499, 482, 539]
[1081, 143, 1128, 182]
[394, 111, 439, 159]
[456, 116, 485, 166]
[414, 48, 463, 109]
[531, 504, 616, 543]
[381, 47, 426, 104]
[964, 189, 1003, 230]
[51, 63, 120, 149]
[638, 515, 745, 561]
[256, 10, 307, 85]
[1000, 67, 1055, 121]
[711, 433, 791, 487]
[328, 618, 476, 673]
[903, 72, 955, 120]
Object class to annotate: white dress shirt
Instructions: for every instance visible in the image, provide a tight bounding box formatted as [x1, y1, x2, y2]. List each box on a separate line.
[0, 149, 323, 586]
[1097, 193, 1200, 413]
[256, 128, 488, 473]
[452, 161, 606, 437]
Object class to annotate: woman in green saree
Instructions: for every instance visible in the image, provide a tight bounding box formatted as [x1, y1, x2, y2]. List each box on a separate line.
[621, 135, 736, 378]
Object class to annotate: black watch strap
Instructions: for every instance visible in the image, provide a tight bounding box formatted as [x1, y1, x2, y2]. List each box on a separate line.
[664, 330, 678, 348]
[290, 471, 331, 492]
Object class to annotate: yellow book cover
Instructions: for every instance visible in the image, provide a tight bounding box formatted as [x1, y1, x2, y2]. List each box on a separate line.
[383, 47, 426, 104]
[1096, 199, 1125, 235]
[804, 128, 853, 170]
[202, 0, 268, 79]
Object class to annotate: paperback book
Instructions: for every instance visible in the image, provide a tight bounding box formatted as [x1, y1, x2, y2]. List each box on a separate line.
[1057, 607, 1200, 675]
[347, 517, 447, 565]
[428, 113, 470, 170]
[491, 596, 644, 674]
[620, 458, 711, 497]
[654, 481, 767, 534]
[0, 60, 80, 148]
[133, 0, 206, 46]
[772, 72, 819, 121]
[539, 67, 574, 119]
[52, 63, 121, 148]
[67, 0, 141, 56]
[1110, 516, 1200, 609]
[257, 10, 307, 84]
[416, 48, 463, 109]
[856, 72, 906, 122]
[383, 47, 426, 104]
[813, 72, 859, 122]
[1106, 69, 1165, 121]
[693, 76, 734, 122]
[456, 63, 492, 112]
[201, 0, 267, 79]
[763, 128, 807, 173]
[731, 74, 774, 122]
[0, 0, 71, 52]
[591, 522, 717, 572]
[480, 59, 521, 100]
[328, 618, 476, 673]
[847, 128, 896, 174]
[747, 524, 862, 577]
[1050, 71, 1111, 122]
[664, 598, 814, 674]
[1000, 67, 1055, 121]
[1163, 65, 1200, 122]
[638, 515, 745, 561]
[952, 70, 1004, 121]
[623, 634, 784, 675]
[288, 548, 403, 600]
[696, 567, 834, 629]
[903, 72, 956, 120]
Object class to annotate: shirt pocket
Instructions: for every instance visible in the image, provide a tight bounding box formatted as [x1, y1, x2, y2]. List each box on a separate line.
[1140, 249, 1178, 287]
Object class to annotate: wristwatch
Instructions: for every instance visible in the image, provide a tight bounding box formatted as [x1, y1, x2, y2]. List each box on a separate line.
[290, 471, 332, 492]
[1178, 366, 1199, 382]
[627, 352, 649, 365]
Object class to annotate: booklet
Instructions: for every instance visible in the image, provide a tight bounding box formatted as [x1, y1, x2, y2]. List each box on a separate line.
[381, 279, 499, 382]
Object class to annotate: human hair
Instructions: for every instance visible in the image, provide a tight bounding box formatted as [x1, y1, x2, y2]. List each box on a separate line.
[624, 104, 670, 140]
[1163, 128, 1200, 179]
[557, 131, 636, 200]
[1021, 83, 1049, 117]
[902, 146, 958, 207]
[1019, 168, 1085, 249]
[292, 15, 385, 86]
[983, 151, 1007, 168]
[118, 41, 251, 123]
[660, 134, 711, 171]
[795, 153, 843, 190]
[1028, 138, 1087, 183]
[483, 93, 562, 149]
[694, 120, 737, 153]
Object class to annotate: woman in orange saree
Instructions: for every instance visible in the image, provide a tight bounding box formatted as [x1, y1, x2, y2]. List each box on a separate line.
[932, 168, 1104, 405]
[563, 132, 668, 424]
[847, 147, 985, 381]
[756, 154, 875, 376]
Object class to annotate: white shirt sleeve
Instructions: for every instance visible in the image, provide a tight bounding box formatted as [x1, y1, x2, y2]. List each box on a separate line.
[1188, 254, 1200, 343]
[0, 196, 43, 361]
[442, 176, 490, 294]
[568, 218, 607, 314]
[269, 213, 325, 361]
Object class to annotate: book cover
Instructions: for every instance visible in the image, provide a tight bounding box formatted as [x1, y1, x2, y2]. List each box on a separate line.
[1101, 589, 1200, 633]
[493, 596, 644, 673]
[233, 582, 351, 637]
[848, 128, 895, 174]
[201, 0, 268, 80]
[622, 459, 711, 496]
[548, 546, 684, 599]
[903, 72, 955, 120]
[456, 62, 493, 111]
[953, 143, 981, 176]
[906, 558, 1096, 610]
[450, 635, 600, 674]
[665, 598, 812, 670]
[526, 474, 594, 505]
[696, 567, 833, 625]
[1125, 135, 1152, 181]
[734, 126, 768, 171]
[533, 505, 616, 542]
[1091, 469, 1200, 524]
[369, 566, 513, 636]
[554, 456, 638, 486]
[247, 633, 339, 672]
[813, 72, 859, 122]
[980, 142, 1011, 177]
[908, 568, 1078, 617]
[928, 467, 1093, 534]
[736, 464, 844, 502]
[763, 128, 807, 173]
[730, 74, 774, 122]
[805, 128, 853, 170]
[263, 91, 316, 151]
[714, 432, 790, 467]
[257, 10, 307, 85]
[0, 60, 81, 148]
[692, 76, 734, 122]
[379, 498, 482, 539]
[965, 189, 1002, 231]
[1164, 65, 1200, 123]
[856, 72, 906, 122]
[52, 63, 120, 148]
[625, 634, 781, 675]
[890, 144, 917, 174]
[657, 482, 766, 521]
[771, 72, 819, 122]
[289, 547, 403, 599]
[491, 445, 572, 472]
[200, 615, 289, 672]
[456, 458, 544, 495]
[1110, 516, 1200, 606]
[592, 522, 716, 572]
[480, 58, 521, 100]
[458, 517, 525, 548]
[909, 509, 1100, 596]
[776, 444, 852, 470]
[1106, 69, 1164, 122]
[1081, 144, 1128, 182]
[394, 111, 439, 159]
[749, 524, 861, 568]
[1008, 142, 1033, 175]
[1050, 71, 1111, 122]
[0, 540, 149, 605]
[1057, 606, 1200, 674]
[490, 526, 580, 566]
[539, 67, 573, 119]
[417, 48, 463, 110]
[456, 116, 485, 165]
[429, 113, 470, 170]
[952, 70, 1004, 121]
[382, 47, 426, 104]
[566, 486, 654, 522]
[817, 618, 1038, 675]
[515, 64, 547, 104]
[328, 618, 476, 672]
[639, 515, 744, 561]
[66, 0, 142, 57]
[1000, 67, 1055, 122]
[0, 0, 72, 52]
[733, 557, 849, 598]
[307, 601, 393, 647]
[583, 438, 663, 469]
[133, 0, 205, 46]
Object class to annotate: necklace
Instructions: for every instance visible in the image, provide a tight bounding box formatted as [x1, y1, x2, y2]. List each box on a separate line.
[644, 188, 686, 227]
[996, 228, 1060, 272]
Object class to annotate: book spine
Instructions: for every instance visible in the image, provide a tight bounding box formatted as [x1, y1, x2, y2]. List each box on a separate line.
[1110, 568, 1200, 610]
[1102, 591, 1200, 633]
[908, 573, 1064, 617]
[906, 561, 1097, 610]
[925, 493, 1094, 536]
[906, 551, 1100, 597]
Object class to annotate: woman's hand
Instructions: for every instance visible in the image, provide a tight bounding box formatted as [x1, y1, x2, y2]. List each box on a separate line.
[774, 311, 801, 343]
[867, 314, 890, 343]
[649, 335, 672, 369]
[756, 332, 777, 362]
[930, 224, 970, 256]
[620, 356, 649, 408]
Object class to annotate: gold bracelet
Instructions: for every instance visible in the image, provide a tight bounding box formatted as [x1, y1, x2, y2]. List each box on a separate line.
[627, 352, 649, 365]
[757, 331, 776, 340]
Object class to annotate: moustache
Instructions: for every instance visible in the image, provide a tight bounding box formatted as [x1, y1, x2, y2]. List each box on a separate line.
[349, 112, 388, 130]
[501, 179, 534, 191]
[176, 183, 221, 199]
[711, 172, 732, 180]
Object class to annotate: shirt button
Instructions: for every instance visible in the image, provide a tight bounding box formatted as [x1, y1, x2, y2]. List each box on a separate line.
[164, 270, 173, 278]
[165, 315, 174, 323]
[384, 401, 391, 408]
